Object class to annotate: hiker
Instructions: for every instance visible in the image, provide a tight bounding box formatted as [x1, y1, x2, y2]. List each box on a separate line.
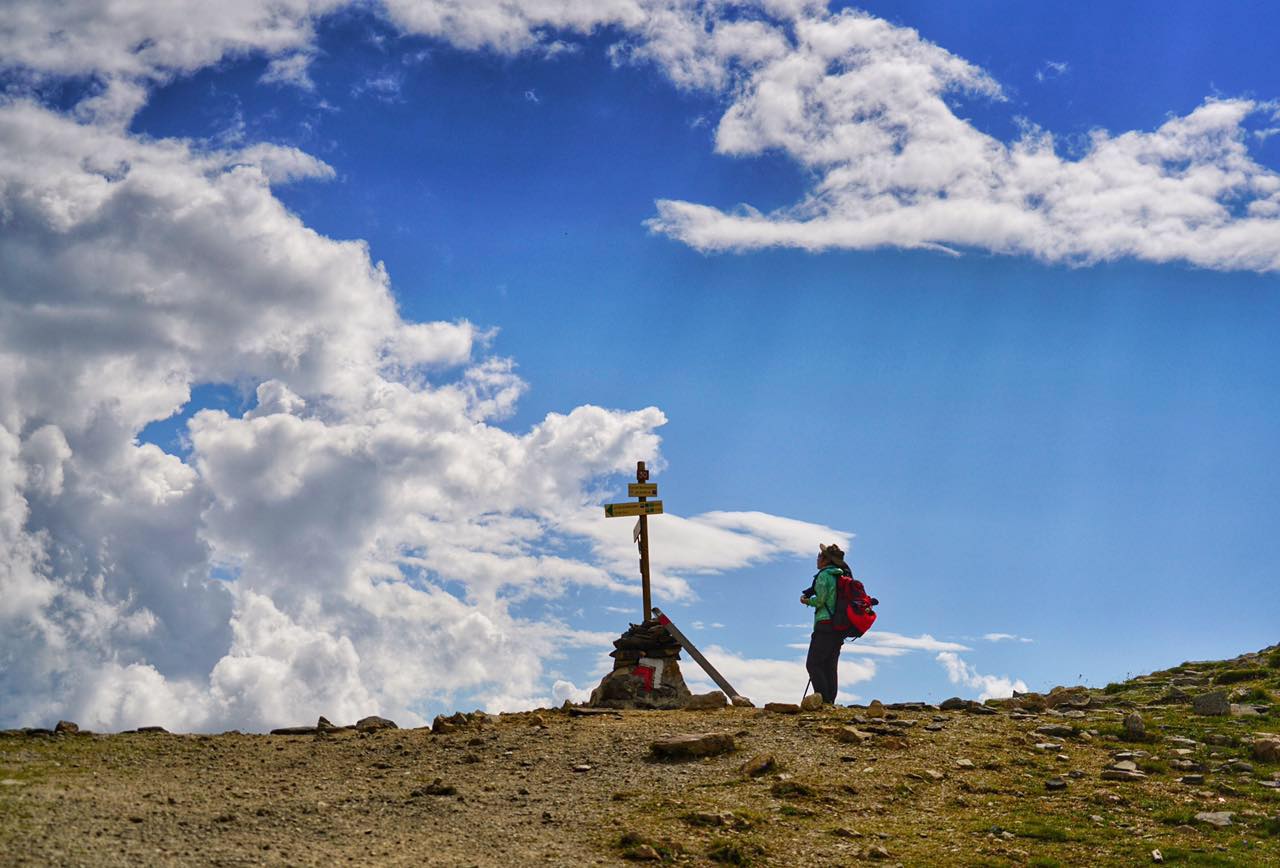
[801, 542, 851, 704]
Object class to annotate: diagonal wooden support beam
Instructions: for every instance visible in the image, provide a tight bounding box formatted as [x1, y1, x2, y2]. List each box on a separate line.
[652, 607, 748, 704]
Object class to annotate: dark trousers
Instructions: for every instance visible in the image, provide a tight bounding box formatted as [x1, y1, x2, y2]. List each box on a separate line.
[806, 624, 843, 703]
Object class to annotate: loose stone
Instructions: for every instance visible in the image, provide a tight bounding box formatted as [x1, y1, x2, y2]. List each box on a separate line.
[1194, 811, 1233, 828]
[649, 732, 735, 759]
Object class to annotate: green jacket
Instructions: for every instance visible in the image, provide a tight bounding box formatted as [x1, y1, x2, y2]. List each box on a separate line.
[805, 565, 843, 625]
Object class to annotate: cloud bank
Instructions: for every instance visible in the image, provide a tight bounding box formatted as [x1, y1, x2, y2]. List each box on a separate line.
[0, 95, 840, 731]
[7, 2, 1276, 269]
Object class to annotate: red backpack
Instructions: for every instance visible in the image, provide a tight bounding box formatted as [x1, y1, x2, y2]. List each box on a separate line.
[831, 574, 878, 637]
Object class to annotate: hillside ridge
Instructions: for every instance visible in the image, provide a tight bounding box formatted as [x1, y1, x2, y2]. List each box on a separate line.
[3, 643, 1278, 865]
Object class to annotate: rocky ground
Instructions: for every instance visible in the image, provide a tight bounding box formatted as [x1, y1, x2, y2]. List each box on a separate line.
[3, 646, 1279, 866]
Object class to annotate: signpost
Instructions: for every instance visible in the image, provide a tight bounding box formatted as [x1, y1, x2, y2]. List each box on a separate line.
[604, 461, 659, 621]
[602, 465, 751, 706]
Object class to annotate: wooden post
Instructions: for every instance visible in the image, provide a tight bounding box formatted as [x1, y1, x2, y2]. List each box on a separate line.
[636, 461, 652, 622]
[652, 607, 745, 703]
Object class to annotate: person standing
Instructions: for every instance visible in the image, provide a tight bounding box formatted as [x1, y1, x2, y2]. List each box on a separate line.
[801, 543, 850, 704]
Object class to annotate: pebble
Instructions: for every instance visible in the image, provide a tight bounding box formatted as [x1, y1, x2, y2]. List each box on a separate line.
[800, 693, 826, 712]
[954, 759, 975, 770]
[1045, 777, 1067, 791]
[741, 754, 777, 777]
[1179, 774, 1205, 785]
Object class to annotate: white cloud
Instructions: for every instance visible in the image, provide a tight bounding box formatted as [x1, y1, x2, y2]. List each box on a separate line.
[0, 93, 848, 731]
[7, 2, 1278, 270]
[260, 52, 318, 90]
[983, 632, 1033, 643]
[1035, 60, 1069, 83]
[936, 651, 1027, 701]
[858, 631, 969, 653]
[643, 11, 1280, 272]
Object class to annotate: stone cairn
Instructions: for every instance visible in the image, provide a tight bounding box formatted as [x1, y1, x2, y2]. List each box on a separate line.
[588, 619, 693, 709]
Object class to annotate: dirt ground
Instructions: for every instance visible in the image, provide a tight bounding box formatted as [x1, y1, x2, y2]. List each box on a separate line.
[3, 668, 1280, 866]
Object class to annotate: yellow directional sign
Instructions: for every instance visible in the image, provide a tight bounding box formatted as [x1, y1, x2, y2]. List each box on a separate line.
[627, 483, 658, 498]
[604, 500, 664, 518]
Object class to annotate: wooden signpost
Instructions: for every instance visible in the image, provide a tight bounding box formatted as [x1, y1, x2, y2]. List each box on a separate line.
[603, 462, 750, 706]
[603, 461, 659, 621]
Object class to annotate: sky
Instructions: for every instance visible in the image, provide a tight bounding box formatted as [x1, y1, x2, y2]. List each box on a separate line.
[1, 1, 1278, 732]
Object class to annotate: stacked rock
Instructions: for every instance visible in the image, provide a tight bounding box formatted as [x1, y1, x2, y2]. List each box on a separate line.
[588, 619, 692, 709]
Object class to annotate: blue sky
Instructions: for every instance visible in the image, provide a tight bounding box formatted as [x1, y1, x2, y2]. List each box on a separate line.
[2, 1, 1278, 729]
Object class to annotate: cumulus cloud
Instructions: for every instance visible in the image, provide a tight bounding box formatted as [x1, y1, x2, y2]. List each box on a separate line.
[936, 651, 1027, 701]
[6, 2, 1277, 270]
[0, 90, 849, 731]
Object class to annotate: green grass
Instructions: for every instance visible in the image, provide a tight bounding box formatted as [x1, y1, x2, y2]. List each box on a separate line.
[1155, 808, 1198, 826]
[1157, 849, 1240, 866]
[706, 838, 763, 865]
[769, 780, 814, 798]
[1214, 668, 1268, 685]
[1267, 650, 1280, 669]
[1015, 819, 1071, 842]
[1236, 686, 1273, 703]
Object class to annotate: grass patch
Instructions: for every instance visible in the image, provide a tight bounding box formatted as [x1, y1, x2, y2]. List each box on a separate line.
[769, 780, 814, 799]
[1028, 859, 1064, 868]
[1137, 758, 1168, 775]
[1214, 668, 1268, 685]
[1155, 808, 1198, 826]
[706, 838, 763, 865]
[1015, 820, 1071, 842]
[1103, 682, 1128, 694]
[777, 804, 815, 818]
[1268, 650, 1280, 669]
[1236, 686, 1273, 703]
[1158, 849, 1239, 866]
[617, 831, 681, 862]
[1263, 816, 1280, 837]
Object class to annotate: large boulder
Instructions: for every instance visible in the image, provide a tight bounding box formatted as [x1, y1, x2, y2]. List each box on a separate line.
[1252, 735, 1280, 763]
[1193, 690, 1230, 716]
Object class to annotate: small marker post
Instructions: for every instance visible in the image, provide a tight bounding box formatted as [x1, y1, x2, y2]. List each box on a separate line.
[636, 461, 652, 622]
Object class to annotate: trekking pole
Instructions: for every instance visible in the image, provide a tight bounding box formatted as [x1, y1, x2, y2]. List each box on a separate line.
[801, 677, 812, 705]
